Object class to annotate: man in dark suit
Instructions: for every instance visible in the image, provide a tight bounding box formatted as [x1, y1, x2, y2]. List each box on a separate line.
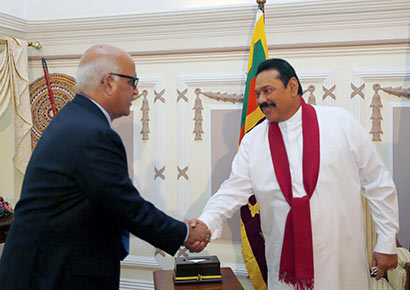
[0, 44, 210, 290]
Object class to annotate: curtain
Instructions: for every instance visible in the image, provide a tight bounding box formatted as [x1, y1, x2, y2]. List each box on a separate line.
[0, 36, 33, 174]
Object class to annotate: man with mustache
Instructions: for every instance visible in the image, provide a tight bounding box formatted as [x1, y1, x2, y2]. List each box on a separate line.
[0, 44, 210, 290]
[195, 58, 399, 290]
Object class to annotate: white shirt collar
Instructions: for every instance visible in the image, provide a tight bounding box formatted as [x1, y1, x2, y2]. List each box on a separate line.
[278, 105, 302, 130]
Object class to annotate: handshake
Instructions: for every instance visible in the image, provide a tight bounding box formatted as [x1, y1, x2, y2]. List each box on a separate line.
[183, 219, 211, 252]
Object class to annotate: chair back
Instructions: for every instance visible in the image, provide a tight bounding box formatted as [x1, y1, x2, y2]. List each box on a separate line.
[362, 195, 377, 269]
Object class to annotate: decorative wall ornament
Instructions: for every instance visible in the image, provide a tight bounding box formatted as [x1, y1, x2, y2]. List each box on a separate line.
[29, 73, 77, 149]
[380, 86, 410, 98]
[303, 85, 316, 105]
[177, 166, 189, 180]
[195, 87, 244, 103]
[153, 248, 167, 270]
[370, 84, 383, 142]
[322, 85, 336, 100]
[351, 83, 365, 99]
[298, 70, 335, 106]
[137, 90, 150, 140]
[369, 84, 410, 142]
[154, 89, 165, 103]
[193, 89, 204, 141]
[177, 88, 188, 103]
[192, 87, 245, 141]
[177, 247, 189, 258]
[154, 248, 166, 258]
[132, 89, 147, 101]
[154, 166, 165, 180]
[176, 76, 194, 220]
[350, 67, 410, 127]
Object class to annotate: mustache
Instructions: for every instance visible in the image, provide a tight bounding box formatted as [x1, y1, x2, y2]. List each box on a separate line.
[259, 102, 276, 110]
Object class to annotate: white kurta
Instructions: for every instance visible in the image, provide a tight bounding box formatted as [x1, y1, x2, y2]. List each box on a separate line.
[199, 105, 399, 290]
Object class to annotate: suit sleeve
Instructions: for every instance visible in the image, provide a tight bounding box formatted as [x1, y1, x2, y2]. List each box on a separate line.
[75, 127, 186, 256]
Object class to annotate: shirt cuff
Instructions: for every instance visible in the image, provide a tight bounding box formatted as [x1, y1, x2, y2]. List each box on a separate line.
[374, 235, 397, 254]
[183, 223, 189, 243]
[198, 214, 221, 239]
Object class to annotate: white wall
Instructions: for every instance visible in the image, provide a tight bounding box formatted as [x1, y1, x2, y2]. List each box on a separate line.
[0, 0, 25, 19]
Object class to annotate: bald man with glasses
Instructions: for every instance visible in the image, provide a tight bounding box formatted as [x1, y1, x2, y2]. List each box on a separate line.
[0, 44, 210, 290]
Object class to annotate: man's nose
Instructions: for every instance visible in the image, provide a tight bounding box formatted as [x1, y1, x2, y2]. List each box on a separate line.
[133, 87, 139, 96]
[257, 93, 266, 104]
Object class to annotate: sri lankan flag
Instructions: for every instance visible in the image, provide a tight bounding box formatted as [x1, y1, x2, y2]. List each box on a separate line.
[238, 9, 268, 143]
[239, 8, 268, 290]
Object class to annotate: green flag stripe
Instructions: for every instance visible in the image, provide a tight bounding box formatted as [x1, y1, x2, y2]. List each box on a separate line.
[240, 40, 267, 127]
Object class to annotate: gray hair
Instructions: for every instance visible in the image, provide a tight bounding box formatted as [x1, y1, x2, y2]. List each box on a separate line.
[75, 57, 120, 93]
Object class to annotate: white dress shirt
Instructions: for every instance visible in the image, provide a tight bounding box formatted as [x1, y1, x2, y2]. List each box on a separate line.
[199, 105, 399, 290]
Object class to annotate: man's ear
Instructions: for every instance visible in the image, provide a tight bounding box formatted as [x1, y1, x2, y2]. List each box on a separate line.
[288, 77, 299, 97]
[102, 75, 115, 95]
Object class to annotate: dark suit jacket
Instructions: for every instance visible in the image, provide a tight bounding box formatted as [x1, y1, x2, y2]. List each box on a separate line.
[0, 94, 187, 290]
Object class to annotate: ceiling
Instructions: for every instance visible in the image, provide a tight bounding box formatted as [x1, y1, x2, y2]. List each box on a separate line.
[1, 0, 323, 20]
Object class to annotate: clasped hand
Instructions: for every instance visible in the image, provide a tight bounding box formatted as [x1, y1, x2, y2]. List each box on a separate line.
[372, 251, 398, 280]
[183, 219, 211, 252]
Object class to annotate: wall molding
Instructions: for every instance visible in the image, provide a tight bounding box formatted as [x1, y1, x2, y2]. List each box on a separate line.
[176, 80, 190, 219]
[222, 262, 248, 277]
[177, 70, 331, 88]
[298, 70, 336, 106]
[23, 0, 410, 45]
[178, 72, 247, 86]
[145, 75, 167, 211]
[131, 75, 167, 211]
[0, 12, 27, 39]
[176, 72, 246, 217]
[207, 104, 242, 200]
[121, 255, 160, 269]
[120, 278, 154, 290]
[25, 40, 410, 66]
[352, 67, 410, 83]
[1, 0, 408, 57]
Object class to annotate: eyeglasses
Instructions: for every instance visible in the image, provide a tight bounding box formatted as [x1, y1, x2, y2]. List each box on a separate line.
[102, 73, 139, 89]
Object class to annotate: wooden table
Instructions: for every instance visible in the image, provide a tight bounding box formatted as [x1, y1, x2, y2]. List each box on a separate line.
[153, 267, 244, 290]
[0, 216, 13, 243]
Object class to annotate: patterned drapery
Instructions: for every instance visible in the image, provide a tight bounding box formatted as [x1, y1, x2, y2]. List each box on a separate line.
[0, 36, 33, 173]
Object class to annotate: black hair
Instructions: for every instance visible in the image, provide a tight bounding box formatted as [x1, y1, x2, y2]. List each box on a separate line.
[256, 58, 303, 95]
